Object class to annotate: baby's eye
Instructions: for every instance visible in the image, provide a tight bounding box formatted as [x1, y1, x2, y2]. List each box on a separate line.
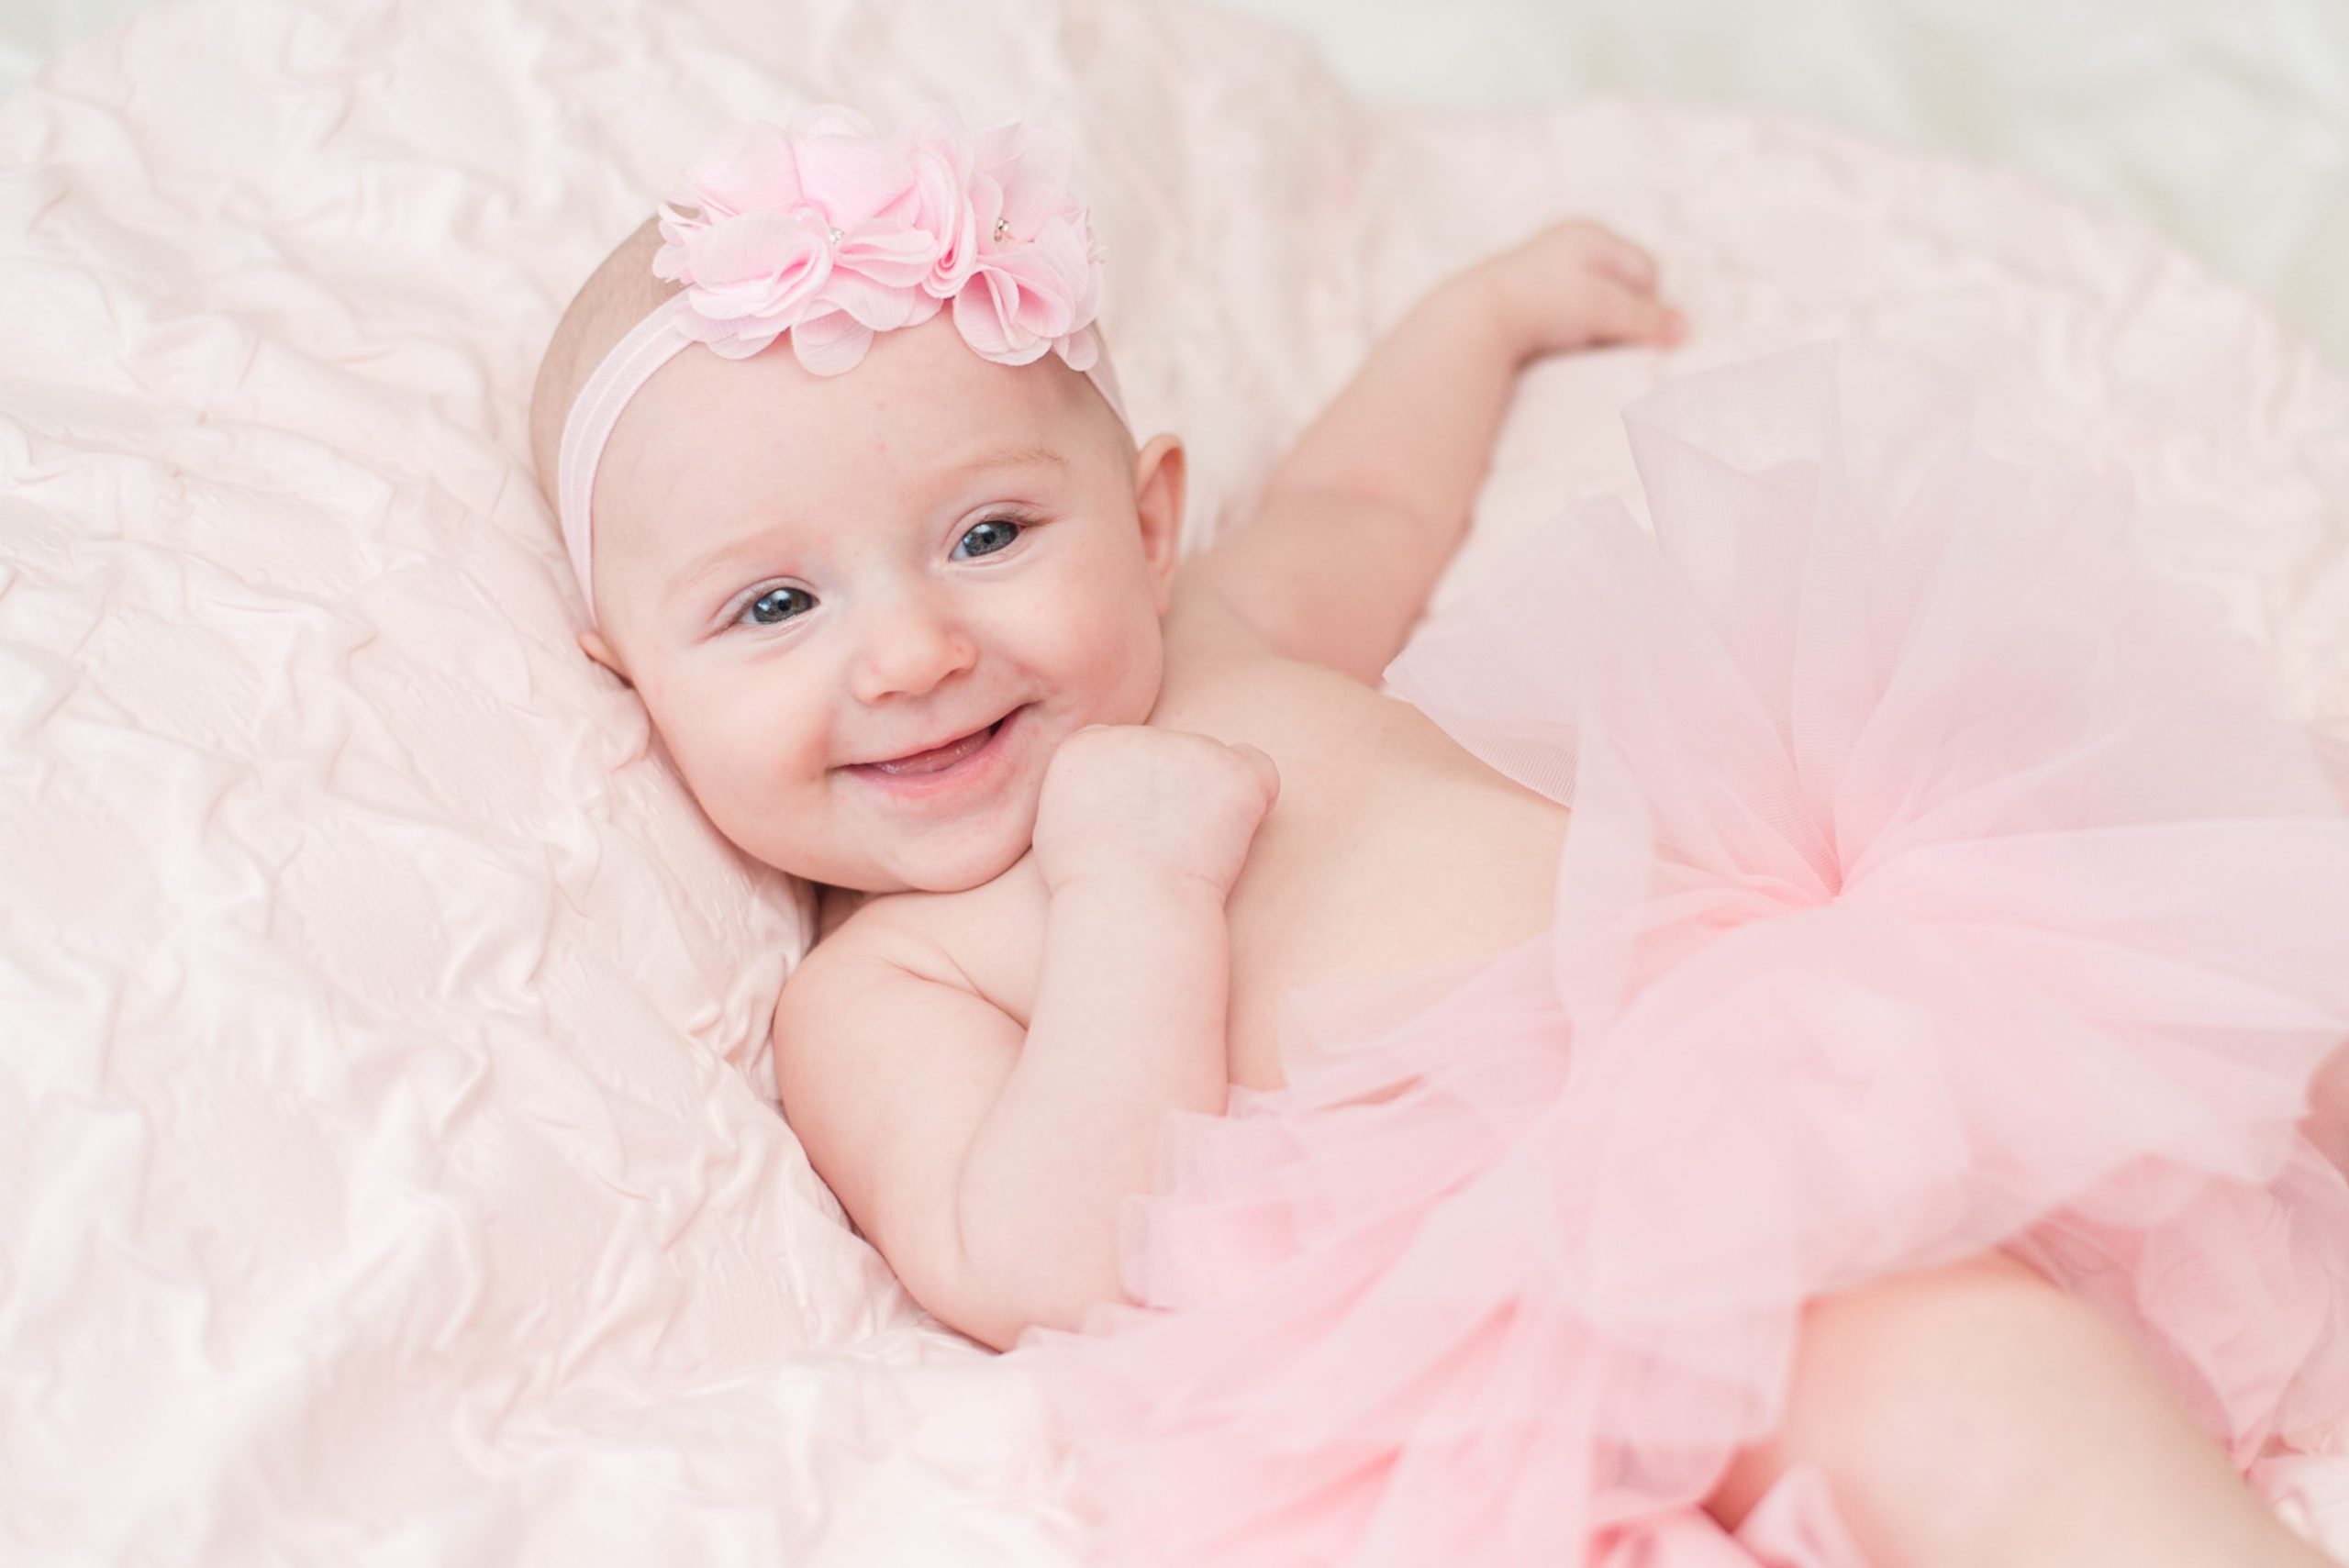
[952, 517, 1026, 560]
[736, 584, 814, 628]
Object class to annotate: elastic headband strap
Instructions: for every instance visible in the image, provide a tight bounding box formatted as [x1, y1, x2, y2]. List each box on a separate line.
[555, 293, 1132, 628]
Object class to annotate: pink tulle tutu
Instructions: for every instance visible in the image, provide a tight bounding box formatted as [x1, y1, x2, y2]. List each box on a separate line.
[1010, 342, 2349, 1567]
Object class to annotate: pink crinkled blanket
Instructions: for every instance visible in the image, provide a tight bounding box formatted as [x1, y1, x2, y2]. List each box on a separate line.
[2, 0, 2345, 1562]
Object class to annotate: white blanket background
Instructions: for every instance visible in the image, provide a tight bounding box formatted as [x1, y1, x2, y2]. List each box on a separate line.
[7, 0, 2347, 372]
[2, 0, 2346, 1562]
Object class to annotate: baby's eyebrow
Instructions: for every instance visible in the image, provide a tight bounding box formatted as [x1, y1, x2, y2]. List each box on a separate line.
[951, 443, 1067, 477]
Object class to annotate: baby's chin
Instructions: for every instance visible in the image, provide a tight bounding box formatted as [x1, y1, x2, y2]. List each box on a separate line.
[844, 843, 1025, 896]
[784, 806, 1038, 897]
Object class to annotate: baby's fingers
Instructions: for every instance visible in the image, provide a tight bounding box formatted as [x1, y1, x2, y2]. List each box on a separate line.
[1484, 223, 1689, 355]
[1583, 228, 1660, 294]
[1571, 275, 1688, 349]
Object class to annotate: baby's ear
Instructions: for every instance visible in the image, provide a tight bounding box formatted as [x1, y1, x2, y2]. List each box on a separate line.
[1132, 432, 1187, 615]
[578, 628, 634, 688]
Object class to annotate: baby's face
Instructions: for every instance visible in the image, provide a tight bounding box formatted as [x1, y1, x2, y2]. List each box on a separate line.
[579, 310, 1184, 895]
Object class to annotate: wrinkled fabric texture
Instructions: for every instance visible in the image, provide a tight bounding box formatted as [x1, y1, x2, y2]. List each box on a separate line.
[1012, 343, 2349, 1566]
[6, 0, 2349, 1563]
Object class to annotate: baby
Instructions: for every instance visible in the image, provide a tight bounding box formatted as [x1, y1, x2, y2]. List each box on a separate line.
[530, 106, 2345, 1568]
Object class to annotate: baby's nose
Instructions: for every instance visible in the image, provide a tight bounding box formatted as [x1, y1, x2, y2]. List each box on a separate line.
[847, 588, 978, 704]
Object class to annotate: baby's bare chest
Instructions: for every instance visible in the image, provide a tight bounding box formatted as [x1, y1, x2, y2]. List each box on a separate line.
[879, 651, 1570, 1092]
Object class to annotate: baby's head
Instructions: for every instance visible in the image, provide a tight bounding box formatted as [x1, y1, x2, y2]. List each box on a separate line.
[529, 106, 1184, 896]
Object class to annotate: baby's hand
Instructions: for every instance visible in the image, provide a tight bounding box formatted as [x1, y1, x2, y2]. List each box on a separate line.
[1032, 725, 1281, 899]
[1475, 219, 1687, 358]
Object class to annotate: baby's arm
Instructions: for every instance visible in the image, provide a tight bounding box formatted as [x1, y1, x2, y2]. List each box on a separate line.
[1180, 222, 1683, 686]
[775, 728, 1279, 1351]
[954, 872, 1234, 1340]
[774, 874, 1232, 1351]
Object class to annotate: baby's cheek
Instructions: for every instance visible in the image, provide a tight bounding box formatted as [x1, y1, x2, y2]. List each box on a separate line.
[1097, 604, 1169, 722]
[647, 683, 797, 827]
[702, 750, 835, 881]
[1032, 564, 1163, 716]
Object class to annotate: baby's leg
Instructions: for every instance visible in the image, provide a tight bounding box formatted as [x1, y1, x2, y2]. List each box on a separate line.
[1701, 1251, 2332, 1567]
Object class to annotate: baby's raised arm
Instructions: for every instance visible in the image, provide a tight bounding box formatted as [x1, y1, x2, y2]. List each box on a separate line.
[775, 727, 1279, 1351]
[1181, 221, 1684, 686]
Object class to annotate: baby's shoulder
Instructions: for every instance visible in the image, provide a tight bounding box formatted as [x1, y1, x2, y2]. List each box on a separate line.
[769, 884, 997, 1103]
[791, 867, 1042, 1021]
[796, 884, 967, 995]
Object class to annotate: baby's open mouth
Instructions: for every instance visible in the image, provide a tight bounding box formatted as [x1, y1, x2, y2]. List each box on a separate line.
[858, 710, 1016, 776]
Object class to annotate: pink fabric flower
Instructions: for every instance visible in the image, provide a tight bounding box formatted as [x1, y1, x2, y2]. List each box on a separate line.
[649, 102, 1108, 379]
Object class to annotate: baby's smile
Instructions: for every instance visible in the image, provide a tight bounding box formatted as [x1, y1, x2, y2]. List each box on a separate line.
[837, 702, 1032, 805]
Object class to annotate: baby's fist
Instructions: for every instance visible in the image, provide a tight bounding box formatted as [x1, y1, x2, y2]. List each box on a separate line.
[1032, 725, 1281, 900]
[1475, 219, 1687, 359]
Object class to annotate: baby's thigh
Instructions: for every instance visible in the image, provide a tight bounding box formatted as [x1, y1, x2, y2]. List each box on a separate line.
[1698, 1249, 2267, 1568]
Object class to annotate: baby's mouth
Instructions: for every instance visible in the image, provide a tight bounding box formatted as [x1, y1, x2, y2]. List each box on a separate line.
[859, 711, 1014, 775]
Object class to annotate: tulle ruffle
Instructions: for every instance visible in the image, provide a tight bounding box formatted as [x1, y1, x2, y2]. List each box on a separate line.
[1012, 342, 2349, 1567]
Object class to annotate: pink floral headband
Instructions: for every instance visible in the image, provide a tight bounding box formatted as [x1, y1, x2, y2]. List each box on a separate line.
[555, 103, 1131, 628]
